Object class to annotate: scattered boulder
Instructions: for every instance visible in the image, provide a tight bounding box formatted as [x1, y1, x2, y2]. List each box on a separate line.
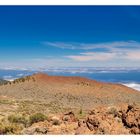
[22, 121, 49, 135]
[62, 111, 77, 122]
[121, 104, 140, 134]
[51, 116, 61, 125]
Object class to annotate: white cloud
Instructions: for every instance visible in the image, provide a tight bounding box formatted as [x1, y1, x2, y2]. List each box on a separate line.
[2, 75, 16, 81]
[123, 83, 140, 91]
[43, 40, 140, 63]
[66, 52, 116, 61]
[43, 40, 140, 50]
[1, 40, 140, 69]
[63, 40, 140, 62]
[16, 73, 24, 76]
[124, 51, 140, 60]
[66, 50, 140, 62]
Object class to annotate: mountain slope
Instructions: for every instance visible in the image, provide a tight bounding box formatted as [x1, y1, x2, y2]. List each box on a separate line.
[0, 73, 140, 110]
[0, 73, 140, 135]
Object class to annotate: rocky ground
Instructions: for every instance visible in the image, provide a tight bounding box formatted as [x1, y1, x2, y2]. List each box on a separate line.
[22, 104, 140, 135]
[0, 100, 139, 134]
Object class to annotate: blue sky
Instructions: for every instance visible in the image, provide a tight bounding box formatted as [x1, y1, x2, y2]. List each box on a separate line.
[1, 6, 140, 69]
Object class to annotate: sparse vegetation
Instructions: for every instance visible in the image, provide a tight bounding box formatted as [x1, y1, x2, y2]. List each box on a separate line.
[0, 76, 36, 86]
[0, 99, 14, 105]
[13, 76, 35, 84]
[79, 108, 83, 115]
[77, 108, 86, 119]
[0, 79, 9, 86]
[8, 114, 28, 127]
[77, 82, 90, 86]
[107, 107, 118, 117]
[29, 113, 47, 125]
[0, 102, 139, 134]
[0, 73, 140, 134]
[0, 123, 23, 134]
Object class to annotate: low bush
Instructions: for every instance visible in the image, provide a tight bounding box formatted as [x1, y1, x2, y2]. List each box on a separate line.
[107, 107, 118, 117]
[0, 123, 23, 134]
[8, 114, 28, 127]
[79, 108, 83, 115]
[29, 113, 47, 125]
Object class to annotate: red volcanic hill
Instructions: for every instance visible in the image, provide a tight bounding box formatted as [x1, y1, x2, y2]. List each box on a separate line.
[32, 72, 98, 84]
[0, 73, 140, 109]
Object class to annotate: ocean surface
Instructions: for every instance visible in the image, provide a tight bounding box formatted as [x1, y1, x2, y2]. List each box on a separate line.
[0, 68, 140, 91]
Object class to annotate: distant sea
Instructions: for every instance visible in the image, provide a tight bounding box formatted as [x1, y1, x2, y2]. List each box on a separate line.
[0, 68, 140, 91]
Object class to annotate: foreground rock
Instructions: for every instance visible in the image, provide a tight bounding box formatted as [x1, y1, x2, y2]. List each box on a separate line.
[21, 104, 140, 135]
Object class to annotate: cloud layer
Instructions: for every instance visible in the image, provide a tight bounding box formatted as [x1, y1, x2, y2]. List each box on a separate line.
[43, 40, 140, 62]
[43, 40, 140, 50]
[66, 50, 140, 62]
[1, 40, 140, 69]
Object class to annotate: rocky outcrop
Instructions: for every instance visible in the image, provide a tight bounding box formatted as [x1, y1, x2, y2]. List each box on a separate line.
[75, 104, 140, 135]
[121, 104, 140, 134]
[22, 114, 78, 135]
[62, 111, 77, 122]
[21, 104, 140, 135]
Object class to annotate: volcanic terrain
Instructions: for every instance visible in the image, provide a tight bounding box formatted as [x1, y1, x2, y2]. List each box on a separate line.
[0, 73, 140, 134]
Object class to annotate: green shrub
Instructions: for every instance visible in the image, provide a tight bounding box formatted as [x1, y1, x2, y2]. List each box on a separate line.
[79, 108, 83, 115]
[8, 114, 28, 127]
[77, 108, 86, 119]
[107, 107, 118, 117]
[29, 113, 47, 125]
[0, 123, 23, 134]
